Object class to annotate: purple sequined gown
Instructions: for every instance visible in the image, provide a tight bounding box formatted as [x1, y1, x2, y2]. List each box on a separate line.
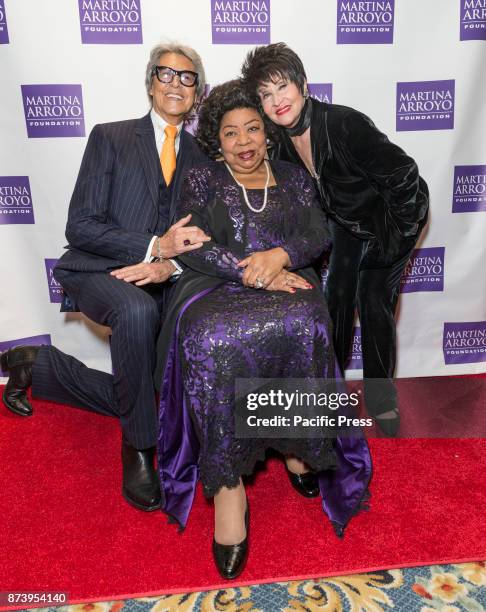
[157, 160, 372, 534]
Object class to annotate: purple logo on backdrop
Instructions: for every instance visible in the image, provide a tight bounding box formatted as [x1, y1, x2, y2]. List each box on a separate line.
[308, 83, 333, 104]
[443, 322, 486, 365]
[452, 165, 486, 213]
[396, 80, 455, 131]
[401, 247, 445, 293]
[460, 0, 486, 41]
[44, 259, 64, 303]
[0, 335, 52, 376]
[0, 0, 9, 44]
[78, 0, 143, 44]
[346, 327, 363, 370]
[337, 0, 394, 44]
[0, 177, 34, 225]
[185, 85, 211, 136]
[21, 85, 86, 138]
[211, 0, 270, 44]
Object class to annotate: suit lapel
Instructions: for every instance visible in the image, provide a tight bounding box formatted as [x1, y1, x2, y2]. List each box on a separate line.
[135, 113, 160, 211]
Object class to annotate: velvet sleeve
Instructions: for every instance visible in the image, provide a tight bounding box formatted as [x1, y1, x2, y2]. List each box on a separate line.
[342, 110, 429, 238]
[175, 166, 244, 282]
[281, 167, 331, 270]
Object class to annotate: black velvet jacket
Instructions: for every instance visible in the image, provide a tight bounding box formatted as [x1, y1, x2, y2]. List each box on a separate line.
[272, 99, 429, 267]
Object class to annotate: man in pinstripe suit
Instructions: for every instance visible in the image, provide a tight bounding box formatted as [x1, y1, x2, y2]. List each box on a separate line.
[1, 43, 209, 511]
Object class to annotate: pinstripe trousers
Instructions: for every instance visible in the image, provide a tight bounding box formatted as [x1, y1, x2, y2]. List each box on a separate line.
[32, 272, 171, 449]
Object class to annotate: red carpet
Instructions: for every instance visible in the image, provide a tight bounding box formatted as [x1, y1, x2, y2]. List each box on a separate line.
[0, 377, 485, 607]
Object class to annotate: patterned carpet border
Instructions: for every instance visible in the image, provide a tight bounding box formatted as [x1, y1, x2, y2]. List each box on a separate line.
[17, 561, 486, 612]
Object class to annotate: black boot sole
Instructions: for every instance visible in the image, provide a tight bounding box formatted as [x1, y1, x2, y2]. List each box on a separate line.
[122, 487, 161, 512]
[2, 390, 33, 417]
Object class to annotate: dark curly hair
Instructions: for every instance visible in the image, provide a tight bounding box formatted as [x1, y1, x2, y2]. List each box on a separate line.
[241, 42, 307, 95]
[195, 78, 278, 159]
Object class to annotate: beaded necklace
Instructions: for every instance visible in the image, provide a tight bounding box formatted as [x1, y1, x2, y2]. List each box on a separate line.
[225, 160, 270, 213]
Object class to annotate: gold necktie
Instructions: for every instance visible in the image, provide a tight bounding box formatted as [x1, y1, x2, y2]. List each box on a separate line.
[160, 125, 178, 185]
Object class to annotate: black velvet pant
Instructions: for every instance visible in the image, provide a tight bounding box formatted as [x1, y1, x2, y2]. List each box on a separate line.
[325, 220, 413, 416]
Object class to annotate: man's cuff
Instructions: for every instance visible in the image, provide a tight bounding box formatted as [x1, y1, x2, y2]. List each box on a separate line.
[144, 236, 157, 263]
[170, 258, 183, 277]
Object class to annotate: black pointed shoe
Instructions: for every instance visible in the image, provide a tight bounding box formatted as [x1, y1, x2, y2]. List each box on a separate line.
[121, 437, 161, 511]
[286, 468, 320, 498]
[1, 345, 40, 417]
[213, 504, 249, 580]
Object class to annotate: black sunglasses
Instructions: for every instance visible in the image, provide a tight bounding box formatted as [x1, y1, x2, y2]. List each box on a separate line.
[151, 65, 199, 88]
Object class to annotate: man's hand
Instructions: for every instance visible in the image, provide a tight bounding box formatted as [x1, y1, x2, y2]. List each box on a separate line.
[152, 214, 211, 259]
[110, 260, 176, 286]
[265, 271, 313, 293]
[238, 247, 291, 288]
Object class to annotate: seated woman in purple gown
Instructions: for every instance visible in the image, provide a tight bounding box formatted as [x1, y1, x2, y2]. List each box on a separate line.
[156, 80, 372, 579]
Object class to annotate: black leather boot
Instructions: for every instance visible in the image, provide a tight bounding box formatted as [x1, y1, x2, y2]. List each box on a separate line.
[121, 437, 161, 511]
[213, 503, 249, 580]
[1, 345, 40, 417]
[375, 407, 400, 437]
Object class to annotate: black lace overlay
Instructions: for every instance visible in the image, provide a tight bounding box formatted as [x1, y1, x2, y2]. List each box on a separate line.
[179, 278, 338, 497]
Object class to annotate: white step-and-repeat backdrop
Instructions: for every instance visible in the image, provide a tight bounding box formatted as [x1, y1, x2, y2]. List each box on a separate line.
[1, 0, 485, 380]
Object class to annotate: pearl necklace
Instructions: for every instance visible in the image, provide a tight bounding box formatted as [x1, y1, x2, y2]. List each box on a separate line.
[225, 160, 270, 213]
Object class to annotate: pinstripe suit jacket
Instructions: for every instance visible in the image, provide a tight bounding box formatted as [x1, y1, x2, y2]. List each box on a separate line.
[55, 112, 206, 278]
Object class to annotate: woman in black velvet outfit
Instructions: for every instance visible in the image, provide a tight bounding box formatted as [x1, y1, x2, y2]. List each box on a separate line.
[242, 43, 429, 436]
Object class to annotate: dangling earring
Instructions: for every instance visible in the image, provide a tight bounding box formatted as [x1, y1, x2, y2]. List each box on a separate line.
[265, 137, 273, 160]
[304, 90, 310, 99]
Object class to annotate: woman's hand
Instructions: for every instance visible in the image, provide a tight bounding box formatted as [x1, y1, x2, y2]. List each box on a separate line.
[265, 271, 314, 293]
[238, 247, 291, 288]
[110, 260, 176, 286]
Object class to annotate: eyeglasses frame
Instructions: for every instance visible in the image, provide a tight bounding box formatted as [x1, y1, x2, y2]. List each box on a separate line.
[151, 65, 199, 88]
